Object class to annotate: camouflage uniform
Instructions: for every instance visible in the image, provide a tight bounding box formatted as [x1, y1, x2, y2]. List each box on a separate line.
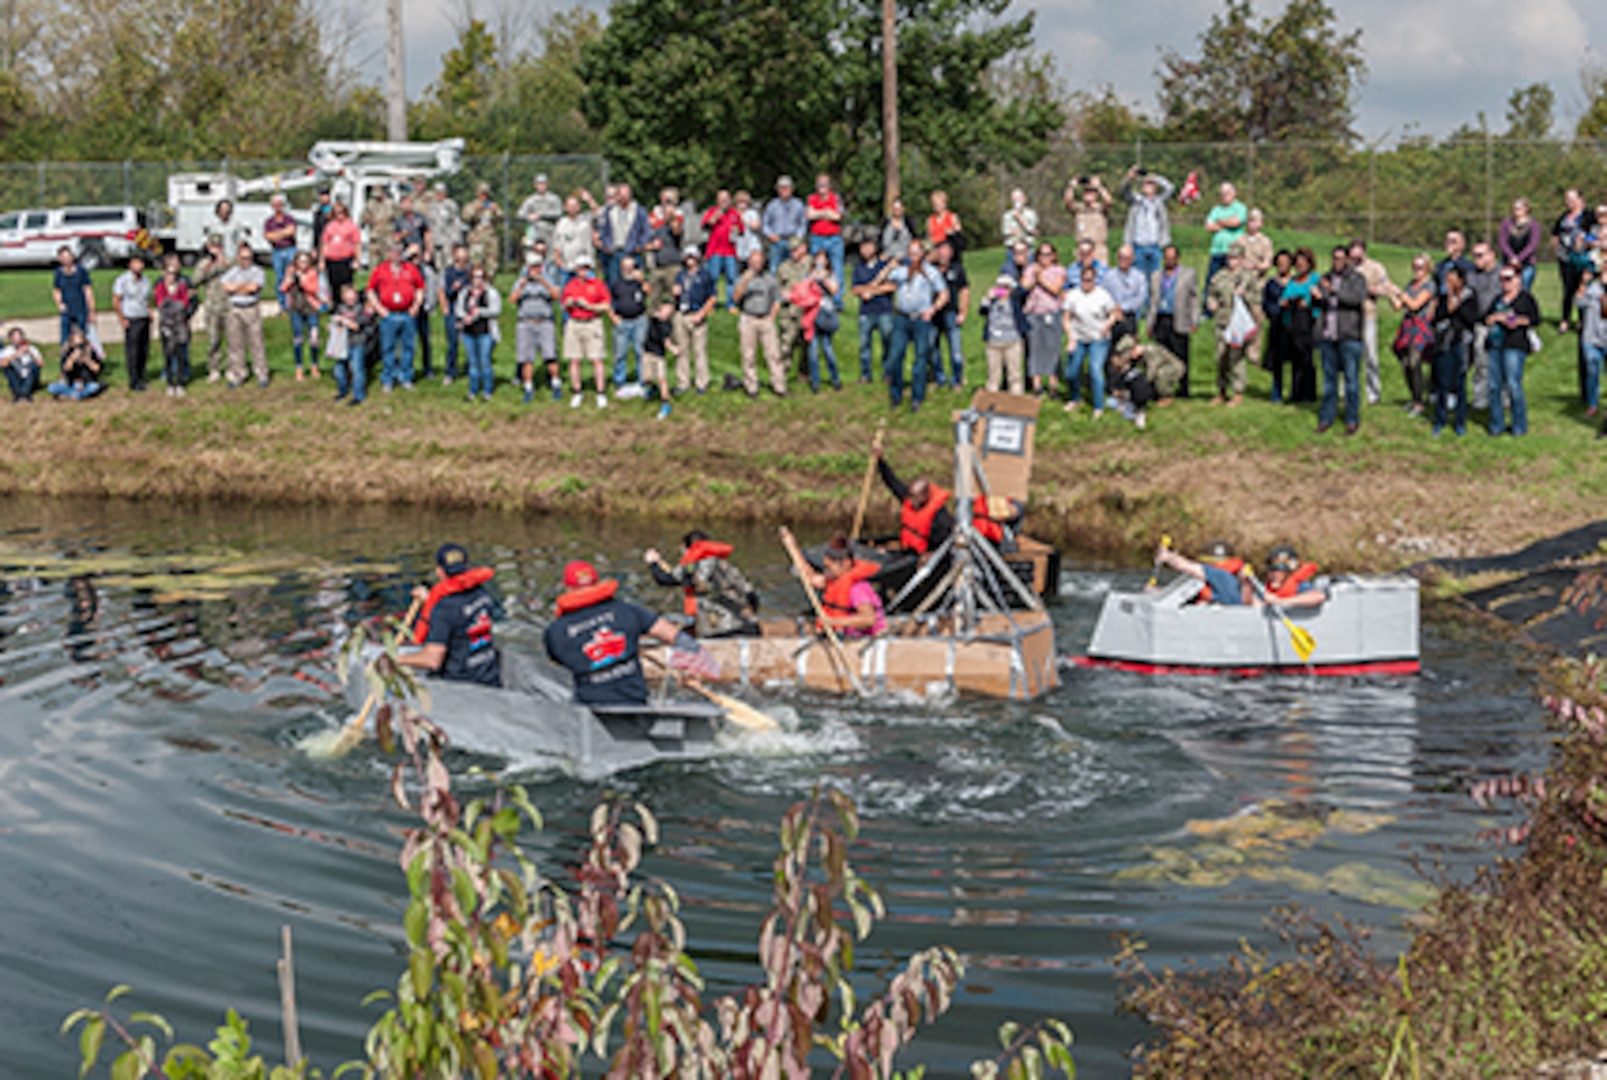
[427, 193, 463, 268]
[193, 247, 231, 380]
[360, 195, 397, 267]
[464, 194, 504, 277]
[1206, 260, 1260, 399]
[775, 253, 811, 377]
[1135, 342, 1187, 399]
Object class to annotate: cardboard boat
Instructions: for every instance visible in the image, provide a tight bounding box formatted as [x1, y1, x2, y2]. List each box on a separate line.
[642, 609, 1061, 701]
[1068, 573, 1420, 677]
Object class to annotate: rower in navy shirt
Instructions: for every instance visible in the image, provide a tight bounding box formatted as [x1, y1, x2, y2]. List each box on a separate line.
[398, 543, 502, 687]
[543, 559, 702, 706]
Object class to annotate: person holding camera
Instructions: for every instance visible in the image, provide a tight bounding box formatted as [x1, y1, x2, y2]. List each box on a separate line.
[1064, 175, 1113, 267]
[1119, 166, 1175, 282]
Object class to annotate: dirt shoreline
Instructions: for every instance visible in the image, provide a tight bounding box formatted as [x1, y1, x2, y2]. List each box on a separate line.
[0, 384, 1596, 569]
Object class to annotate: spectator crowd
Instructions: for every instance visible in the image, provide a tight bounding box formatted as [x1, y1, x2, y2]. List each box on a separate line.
[4, 165, 1606, 441]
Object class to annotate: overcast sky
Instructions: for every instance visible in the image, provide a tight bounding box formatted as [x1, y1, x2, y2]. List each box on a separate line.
[383, 0, 1607, 141]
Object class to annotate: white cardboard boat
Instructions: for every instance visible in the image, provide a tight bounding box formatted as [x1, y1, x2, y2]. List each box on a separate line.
[1069, 573, 1420, 676]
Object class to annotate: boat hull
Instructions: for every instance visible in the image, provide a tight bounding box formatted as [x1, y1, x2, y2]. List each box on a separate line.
[1071, 574, 1420, 676]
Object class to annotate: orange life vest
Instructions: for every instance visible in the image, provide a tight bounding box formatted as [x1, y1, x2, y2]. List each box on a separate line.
[820, 560, 881, 627]
[1266, 562, 1319, 599]
[554, 578, 621, 616]
[413, 566, 495, 644]
[899, 485, 951, 555]
[1196, 556, 1245, 604]
[973, 496, 1004, 544]
[677, 540, 734, 617]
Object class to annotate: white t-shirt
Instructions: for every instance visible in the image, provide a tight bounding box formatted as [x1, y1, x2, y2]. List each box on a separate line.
[1062, 285, 1116, 343]
[113, 271, 152, 319]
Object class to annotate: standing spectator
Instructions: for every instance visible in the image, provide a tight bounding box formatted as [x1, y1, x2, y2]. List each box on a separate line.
[152, 254, 193, 397]
[1119, 167, 1175, 280]
[560, 254, 611, 408]
[1203, 183, 1247, 286]
[360, 188, 396, 266]
[1484, 264, 1541, 437]
[553, 194, 597, 285]
[439, 244, 473, 386]
[393, 194, 431, 265]
[210, 199, 245, 258]
[1022, 243, 1068, 396]
[464, 183, 504, 277]
[222, 242, 270, 388]
[510, 246, 560, 402]
[48, 327, 103, 400]
[1431, 266, 1480, 437]
[319, 202, 361, 298]
[672, 247, 716, 396]
[112, 253, 153, 392]
[1555, 189, 1592, 332]
[311, 187, 334, 254]
[1466, 242, 1502, 411]
[1348, 238, 1395, 406]
[366, 241, 425, 392]
[932, 241, 970, 388]
[762, 176, 807, 271]
[1313, 245, 1367, 435]
[0, 327, 41, 402]
[454, 266, 501, 403]
[807, 174, 846, 285]
[1071, 238, 1104, 280]
[881, 198, 914, 263]
[1065, 175, 1113, 267]
[790, 251, 841, 393]
[328, 284, 372, 406]
[1435, 230, 1474, 294]
[1147, 245, 1198, 399]
[980, 272, 1026, 394]
[1580, 268, 1607, 419]
[734, 190, 762, 266]
[880, 238, 948, 413]
[851, 237, 893, 384]
[263, 194, 298, 292]
[1389, 255, 1436, 416]
[1240, 210, 1273, 373]
[52, 247, 94, 345]
[1498, 198, 1542, 292]
[1103, 244, 1148, 345]
[734, 249, 786, 398]
[645, 188, 684, 308]
[1280, 247, 1319, 404]
[1203, 242, 1258, 408]
[427, 181, 463, 269]
[775, 240, 813, 379]
[414, 256, 440, 381]
[1262, 250, 1293, 404]
[925, 189, 963, 255]
[280, 250, 327, 382]
[610, 255, 649, 389]
[597, 183, 649, 287]
[1061, 263, 1119, 418]
[518, 173, 564, 252]
[701, 191, 744, 311]
[194, 235, 230, 383]
[1003, 241, 1032, 283]
[1001, 189, 1039, 250]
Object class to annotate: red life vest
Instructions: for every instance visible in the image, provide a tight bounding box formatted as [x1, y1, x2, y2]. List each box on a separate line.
[677, 540, 734, 618]
[413, 566, 495, 644]
[1266, 562, 1319, 599]
[899, 485, 951, 555]
[1196, 557, 1245, 604]
[554, 578, 621, 616]
[820, 561, 881, 625]
[973, 496, 1004, 544]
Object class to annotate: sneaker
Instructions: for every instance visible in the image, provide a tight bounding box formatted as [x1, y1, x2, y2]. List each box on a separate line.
[1092, 409, 1104, 421]
[551, 379, 563, 401]
[257, 377, 269, 389]
[657, 402, 672, 421]
[208, 371, 222, 384]
[523, 385, 534, 404]
[1062, 400, 1078, 413]
[1432, 425, 1444, 437]
[295, 368, 304, 383]
[334, 391, 347, 401]
[481, 393, 492, 403]
[443, 375, 453, 386]
[382, 383, 393, 394]
[347, 396, 363, 407]
[596, 393, 607, 409]
[570, 393, 583, 409]
[1135, 411, 1146, 429]
[175, 386, 186, 398]
[402, 382, 414, 391]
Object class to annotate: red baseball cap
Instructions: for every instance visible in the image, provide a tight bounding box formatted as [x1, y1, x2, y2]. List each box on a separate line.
[563, 560, 598, 588]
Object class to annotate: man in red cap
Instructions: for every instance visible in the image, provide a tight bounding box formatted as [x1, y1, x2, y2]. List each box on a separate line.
[398, 543, 502, 686]
[543, 559, 698, 706]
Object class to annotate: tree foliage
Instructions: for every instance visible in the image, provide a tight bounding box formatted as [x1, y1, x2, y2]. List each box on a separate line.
[1504, 82, 1555, 139]
[1156, 0, 1365, 144]
[1580, 63, 1607, 141]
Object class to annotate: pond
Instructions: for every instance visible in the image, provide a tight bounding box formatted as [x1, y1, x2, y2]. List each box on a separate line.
[0, 496, 1548, 1076]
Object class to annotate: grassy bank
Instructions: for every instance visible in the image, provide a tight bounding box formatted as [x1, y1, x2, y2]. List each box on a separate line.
[0, 229, 1601, 564]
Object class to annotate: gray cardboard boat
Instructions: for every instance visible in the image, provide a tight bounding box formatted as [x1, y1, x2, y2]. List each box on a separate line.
[1069, 573, 1420, 676]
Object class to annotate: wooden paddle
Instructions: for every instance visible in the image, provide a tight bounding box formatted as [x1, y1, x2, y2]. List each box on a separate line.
[850, 421, 887, 543]
[1246, 571, 1318, 664]
[1147, 534, 1172, 589]
[317, 596, 423, 758]
[687, 682, 781, 733]
[778, 527, 868, 697]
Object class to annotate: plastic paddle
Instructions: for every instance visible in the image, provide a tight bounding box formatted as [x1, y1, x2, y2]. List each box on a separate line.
[311, 596, 422, 759]
[687, 682, 781, 734]
[850, 421, 887, 543]
[778, 527, 868, 697]
[1247, 572, 1317, 663]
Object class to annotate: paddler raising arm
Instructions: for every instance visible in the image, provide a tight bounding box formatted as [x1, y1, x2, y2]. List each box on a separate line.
[644, 530, 761, 639]
[873, 443, 953, 563]
[1154, 541, 1326, 609]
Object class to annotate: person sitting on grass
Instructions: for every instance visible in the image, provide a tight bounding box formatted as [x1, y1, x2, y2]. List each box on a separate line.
[48, 327, 103, 400]
[1106, 340, 1156, 430]
[1, 326, 43, 402]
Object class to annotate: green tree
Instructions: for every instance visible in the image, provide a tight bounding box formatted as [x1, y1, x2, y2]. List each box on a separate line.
[1156, 0, 1365, 143]
[1067, 85, 1159, 145]
[1504, 82, 1555, 138]
[1580, 65, 1607, 141]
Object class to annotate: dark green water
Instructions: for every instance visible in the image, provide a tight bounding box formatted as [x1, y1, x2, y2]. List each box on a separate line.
[0, 497, 1548, 1076]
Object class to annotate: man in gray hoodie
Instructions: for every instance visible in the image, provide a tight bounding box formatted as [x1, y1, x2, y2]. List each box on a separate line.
[1120, 166, 1175, 282]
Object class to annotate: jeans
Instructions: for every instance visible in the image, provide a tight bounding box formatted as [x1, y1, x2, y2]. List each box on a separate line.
[163, 343, 189, 388]
[612, 315, 646, 385]
[270, 247, 295, 295]
[768, 241, 791, 272]
[886, 313, 937, 407]
[48, 379, 101, 400]
[1133, 245, 1163, 299]
[706, 255, 739, 308]
[599, 250, 620, 288]
[1319, 338, 1363, 429]
[378, 311, 415, 387]
[336, 342, 367, 402]
[809, 233, 844, 286]
[1432, 341, 1468, 433]
[934, 308, 964, 387]
[1488, 347, 1529, 436]
[1064, 339, 1110, 408]
[1585, 343, 1606, 411]
[443, 316, 461, 379]
[59, 310, 88, 345]
[4, 363, 37, 400]
[1520, 264, 1536, 293]
[1205, 254, 1228, 289]
[414, 309, 433, 378]
[289, 310, 319, 370]
[858, 310, 892, 381]
[808, 332, 839, 390]
[464, 332, 494, 397]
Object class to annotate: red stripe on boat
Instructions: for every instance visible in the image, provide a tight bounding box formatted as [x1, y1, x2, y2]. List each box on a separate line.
[1065, 655, 1420, 677]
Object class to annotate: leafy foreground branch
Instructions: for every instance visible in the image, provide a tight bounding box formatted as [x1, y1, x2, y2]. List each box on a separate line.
[1117, 653, 1607, 1077]
[67, 647, 1073, 1078]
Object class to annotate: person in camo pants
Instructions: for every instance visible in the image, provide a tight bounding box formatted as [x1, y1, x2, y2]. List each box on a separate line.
[193, 234, 231, 382]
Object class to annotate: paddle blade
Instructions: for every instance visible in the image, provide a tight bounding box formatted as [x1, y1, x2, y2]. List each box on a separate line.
[691, 684, 780, 733]
[1288, 622, 1317, 664]
[301, 693, 378, 760]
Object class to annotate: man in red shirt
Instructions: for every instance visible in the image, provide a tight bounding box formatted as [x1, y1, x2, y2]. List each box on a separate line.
[806, 173, 845, 288]
[561, 253, 612, 409]
[700, 190, 743, 312]
[366, 240, 425, 390]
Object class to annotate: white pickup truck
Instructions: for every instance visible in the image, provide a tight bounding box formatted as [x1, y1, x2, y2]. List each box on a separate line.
[0, 205, 161, 269]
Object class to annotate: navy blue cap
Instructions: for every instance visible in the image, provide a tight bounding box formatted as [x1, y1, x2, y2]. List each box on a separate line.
[436, 543, 470, 575]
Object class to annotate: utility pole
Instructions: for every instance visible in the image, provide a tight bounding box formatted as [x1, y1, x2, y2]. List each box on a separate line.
[881, 0, 899, 213]
[386, 0, 407, 141]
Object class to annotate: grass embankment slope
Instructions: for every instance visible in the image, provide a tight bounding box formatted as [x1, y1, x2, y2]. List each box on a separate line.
[1, 226, 1601, 564]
